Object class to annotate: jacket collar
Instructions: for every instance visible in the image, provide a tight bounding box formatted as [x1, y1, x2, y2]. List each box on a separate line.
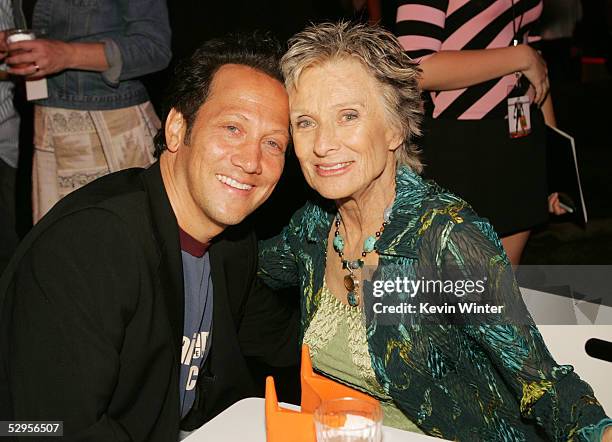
[140, 162, 249, 355]
[141, 162, 184, 348]
[304, 166, 428, 259]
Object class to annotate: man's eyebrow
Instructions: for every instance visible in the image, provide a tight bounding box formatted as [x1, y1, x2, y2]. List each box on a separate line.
[220, 111, 288, 135]
[268, 128, 290, 137]
[225, 113, 249, 121]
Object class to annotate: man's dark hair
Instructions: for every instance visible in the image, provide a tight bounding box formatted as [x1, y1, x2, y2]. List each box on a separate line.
[153, 33, 284, 157]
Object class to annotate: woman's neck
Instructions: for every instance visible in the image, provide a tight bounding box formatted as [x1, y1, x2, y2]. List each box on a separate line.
[334, 162, 397, 253]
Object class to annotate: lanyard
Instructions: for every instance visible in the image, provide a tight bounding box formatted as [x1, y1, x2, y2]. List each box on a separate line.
[510, 0, 524, 47]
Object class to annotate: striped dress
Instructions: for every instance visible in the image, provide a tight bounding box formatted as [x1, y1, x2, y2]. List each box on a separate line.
[396, 0, 543, 120]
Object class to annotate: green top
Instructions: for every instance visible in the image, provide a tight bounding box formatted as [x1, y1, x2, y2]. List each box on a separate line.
[259, 165, 610, 441]
[303, 279, 425, 434]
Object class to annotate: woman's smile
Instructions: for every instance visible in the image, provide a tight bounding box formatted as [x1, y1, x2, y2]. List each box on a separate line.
[315, 161, 354, 176]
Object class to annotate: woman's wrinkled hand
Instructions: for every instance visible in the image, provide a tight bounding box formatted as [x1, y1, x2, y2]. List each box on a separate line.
[6, 38, 74, 79]
[520, 44, 549, 107]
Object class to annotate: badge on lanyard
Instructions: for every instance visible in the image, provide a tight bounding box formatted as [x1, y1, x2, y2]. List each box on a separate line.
[507, 92, 531, 138]
[507, 36, 531, 139]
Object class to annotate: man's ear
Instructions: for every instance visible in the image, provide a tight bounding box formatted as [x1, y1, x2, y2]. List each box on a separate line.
[165, 108, 186, 153]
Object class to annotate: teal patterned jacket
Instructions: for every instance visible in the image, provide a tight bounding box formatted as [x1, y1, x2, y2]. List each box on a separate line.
[259, 166, 610, 441]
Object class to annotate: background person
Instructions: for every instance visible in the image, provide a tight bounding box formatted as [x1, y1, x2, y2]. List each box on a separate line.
[5, 0, 171, 222]
[0, 0, 20, 272]
[259, 22, 611, 440]
[395, 0, 559, 265]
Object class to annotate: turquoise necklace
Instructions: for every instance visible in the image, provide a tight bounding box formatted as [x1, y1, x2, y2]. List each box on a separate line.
[332, 205, 392, 307]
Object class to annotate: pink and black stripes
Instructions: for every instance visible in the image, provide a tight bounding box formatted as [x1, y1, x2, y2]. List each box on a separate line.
[396, 0, 543, 119]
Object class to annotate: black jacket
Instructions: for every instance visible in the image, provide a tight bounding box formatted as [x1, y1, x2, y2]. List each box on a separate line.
[0, 163, 298, 441]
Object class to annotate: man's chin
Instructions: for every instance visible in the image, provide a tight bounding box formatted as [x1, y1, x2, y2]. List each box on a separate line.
[213, 196, 271, 227]
[214, 216, 244, 228]
[211, 209, 250, 228]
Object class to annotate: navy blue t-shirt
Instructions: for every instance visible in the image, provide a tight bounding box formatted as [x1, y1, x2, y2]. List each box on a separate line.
[178, 229, 213, 418]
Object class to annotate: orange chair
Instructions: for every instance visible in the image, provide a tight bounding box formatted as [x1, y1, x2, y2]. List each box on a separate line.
[265, 344, 379, 442]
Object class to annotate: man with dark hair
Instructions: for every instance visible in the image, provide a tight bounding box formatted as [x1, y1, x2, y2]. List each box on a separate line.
[0, 36, 298, 441]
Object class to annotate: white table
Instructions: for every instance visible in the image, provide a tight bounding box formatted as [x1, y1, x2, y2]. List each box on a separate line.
[184, 398, 442, 442]
[521, 287, 612, 413]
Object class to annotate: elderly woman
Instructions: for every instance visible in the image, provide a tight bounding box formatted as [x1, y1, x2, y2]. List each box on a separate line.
[259, 22, 610, 441]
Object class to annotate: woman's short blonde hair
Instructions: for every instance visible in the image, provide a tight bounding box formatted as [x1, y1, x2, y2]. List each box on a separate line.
[281, 21, 423, 173]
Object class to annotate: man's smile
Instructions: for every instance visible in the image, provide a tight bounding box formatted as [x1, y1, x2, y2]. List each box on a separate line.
[215, 174, 254, 191]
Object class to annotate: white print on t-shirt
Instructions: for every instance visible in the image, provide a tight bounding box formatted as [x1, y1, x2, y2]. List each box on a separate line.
[181, 331, 209, 391]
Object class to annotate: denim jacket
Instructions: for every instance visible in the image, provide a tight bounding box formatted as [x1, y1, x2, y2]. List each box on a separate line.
[18, 0, 171, 110]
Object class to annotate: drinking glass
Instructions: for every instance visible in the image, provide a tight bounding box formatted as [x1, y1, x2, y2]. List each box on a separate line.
[313, 397, 382, 442]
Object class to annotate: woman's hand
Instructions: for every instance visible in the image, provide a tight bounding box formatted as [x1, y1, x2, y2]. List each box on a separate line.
[602, 426, 612, 442]
[6, 39, 74, 79]
[519, 44, 549, 106]
[548, 192, 568, 215]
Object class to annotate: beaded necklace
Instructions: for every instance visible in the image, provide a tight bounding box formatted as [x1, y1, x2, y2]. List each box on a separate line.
[332, 205, 392, 307]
